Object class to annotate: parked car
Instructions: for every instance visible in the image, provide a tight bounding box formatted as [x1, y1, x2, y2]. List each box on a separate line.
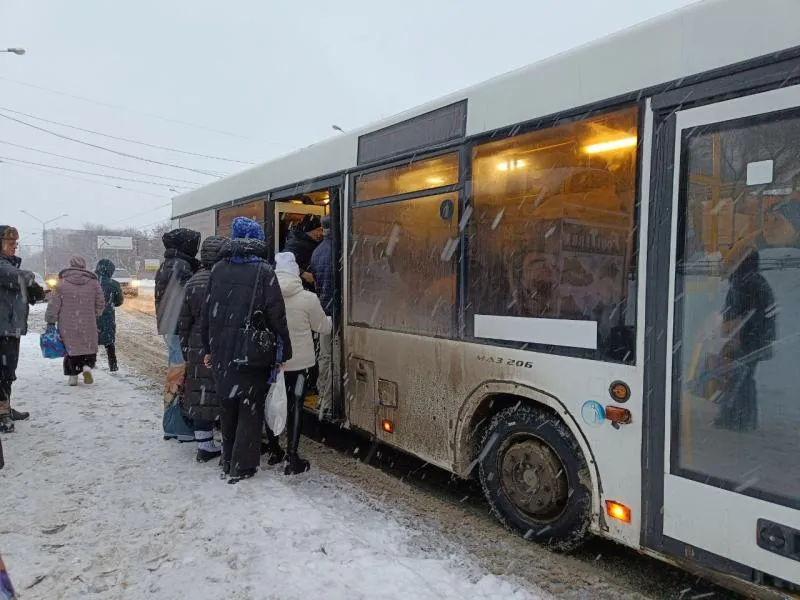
[113, 268, 140, 297]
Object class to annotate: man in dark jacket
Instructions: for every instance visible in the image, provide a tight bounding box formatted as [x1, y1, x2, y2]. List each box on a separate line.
[284, 215, 322, 286]
[308, 215, 334, 418]
[154, 228, 200, 412]
[179, 235, 227, 463]
[202, 217, 292, 481]
[0, 225, 45, 434]
[95, 259, 123, 372]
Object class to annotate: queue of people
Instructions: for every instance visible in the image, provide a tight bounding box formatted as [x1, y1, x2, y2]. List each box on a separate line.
[0, 214, 334, 483]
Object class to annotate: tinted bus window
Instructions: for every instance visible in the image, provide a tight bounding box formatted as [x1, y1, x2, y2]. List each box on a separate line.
[355, 153, 459, 203]
[468, 106, 639, 362]
[217, 200, 265, 237]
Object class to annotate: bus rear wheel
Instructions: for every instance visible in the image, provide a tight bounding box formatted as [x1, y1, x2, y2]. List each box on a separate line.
[478, 404, 592, 552]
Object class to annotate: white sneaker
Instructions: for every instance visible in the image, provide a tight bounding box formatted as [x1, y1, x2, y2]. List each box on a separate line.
[68, 375, 79, 386]
[82, 366, 94, 385]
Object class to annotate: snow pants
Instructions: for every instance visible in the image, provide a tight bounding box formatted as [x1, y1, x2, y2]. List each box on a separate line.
[0, 336, 20, 419]
[217, 370, 267, 476]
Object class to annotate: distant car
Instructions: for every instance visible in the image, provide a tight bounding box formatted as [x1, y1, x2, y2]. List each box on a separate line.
[113, 268, 140, 297]
[32, 272, 50, 302]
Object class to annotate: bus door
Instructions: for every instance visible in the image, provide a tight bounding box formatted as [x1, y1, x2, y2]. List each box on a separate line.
[272, 201, 327, 257]
[648, 84, 800, 589]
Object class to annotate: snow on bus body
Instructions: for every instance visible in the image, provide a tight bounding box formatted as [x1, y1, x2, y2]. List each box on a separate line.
[170, 0, 800, 563]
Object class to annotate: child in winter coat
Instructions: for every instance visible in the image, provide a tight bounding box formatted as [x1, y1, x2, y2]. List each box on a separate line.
[274, 252, 332, 475]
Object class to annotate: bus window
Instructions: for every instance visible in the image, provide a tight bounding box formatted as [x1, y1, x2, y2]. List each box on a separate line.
[468, 106, 639, 362]
[217, 200, 266, 238]
[355, 153, 459, 202]
[350, 191, 458, 338]
[676, 110, 800, 508]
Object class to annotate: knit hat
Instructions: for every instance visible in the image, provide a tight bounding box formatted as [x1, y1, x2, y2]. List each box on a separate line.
[0, 226, 19, 241]
[274, 252, 300, 276]
[232, 217, 265, 241]
[69, 256, 87, 269]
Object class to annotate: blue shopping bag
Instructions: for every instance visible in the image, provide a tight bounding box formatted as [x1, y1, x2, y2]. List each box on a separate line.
[39, 325, 66, 359]
[162, 396, 194, 442]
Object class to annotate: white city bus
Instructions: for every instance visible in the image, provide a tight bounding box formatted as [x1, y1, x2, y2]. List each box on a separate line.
[173, 1, 800, 596]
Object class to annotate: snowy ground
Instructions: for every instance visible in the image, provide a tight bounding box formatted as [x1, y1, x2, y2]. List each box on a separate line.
[0, 306, 539, 600]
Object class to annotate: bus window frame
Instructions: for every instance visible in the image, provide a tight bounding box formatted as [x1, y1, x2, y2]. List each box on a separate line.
[460, 101, 646, 365]
[347, 146, 465, 338]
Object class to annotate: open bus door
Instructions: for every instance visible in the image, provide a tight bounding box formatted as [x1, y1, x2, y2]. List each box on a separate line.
[269, 184, 345, 422]
[645, 85, 800, 593]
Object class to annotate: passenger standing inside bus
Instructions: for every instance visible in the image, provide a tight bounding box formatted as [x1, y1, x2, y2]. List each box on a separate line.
[95, 259, 123, 372]
[717, 246, 775, 431]
[308, 216, 334, 419]
[284, 215, 323, 288]
[202, 218, 292, 481]
[274, 252, 331, 474]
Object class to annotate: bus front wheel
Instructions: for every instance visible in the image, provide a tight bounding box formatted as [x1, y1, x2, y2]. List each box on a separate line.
[478, 404, 592, 552]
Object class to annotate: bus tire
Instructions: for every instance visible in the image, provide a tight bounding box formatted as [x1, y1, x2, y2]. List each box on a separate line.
[478, 404, 592, 552]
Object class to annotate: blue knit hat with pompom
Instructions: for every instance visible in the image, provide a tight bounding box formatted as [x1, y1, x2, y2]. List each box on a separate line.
[231, 216, 265, 241]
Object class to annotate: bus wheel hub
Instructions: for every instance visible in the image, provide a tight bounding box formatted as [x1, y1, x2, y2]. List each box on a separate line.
[500, 440, 567, 520]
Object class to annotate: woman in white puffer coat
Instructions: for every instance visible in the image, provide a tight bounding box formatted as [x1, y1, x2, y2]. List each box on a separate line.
[274, 252, 332, 475]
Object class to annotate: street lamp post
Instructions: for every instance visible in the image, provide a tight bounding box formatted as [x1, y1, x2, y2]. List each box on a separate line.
[1, 48, 26, 55]
[19, 211, 68, 276]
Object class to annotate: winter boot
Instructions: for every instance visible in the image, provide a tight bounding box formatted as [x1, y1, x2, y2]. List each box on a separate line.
[82, 366, 94, 385]
[284, 453, 310, 475]
[0, 415, 14, 433]
[109, 361, 119, 373]
[10, 408, 29, 421]
[68, 376, 79, 386]
[261, 440, 285, 466]
[195, 430, 222, 463]
[228, 467, 257, 484]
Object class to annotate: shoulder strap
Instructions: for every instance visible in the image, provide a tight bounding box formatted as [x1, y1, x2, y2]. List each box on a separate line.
[246, 263, 262, 321]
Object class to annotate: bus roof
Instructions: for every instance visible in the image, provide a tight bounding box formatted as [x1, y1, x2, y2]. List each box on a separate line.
[173, 0, 800, 218]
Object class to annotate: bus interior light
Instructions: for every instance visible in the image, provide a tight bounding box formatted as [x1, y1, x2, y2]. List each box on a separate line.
[583, 136, 637, 154]
[381, 419, 394, 434]
[605, 500, 631, 524]
[496, 159, 526, 171]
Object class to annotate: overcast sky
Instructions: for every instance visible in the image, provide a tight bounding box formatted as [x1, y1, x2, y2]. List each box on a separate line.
[1, 0, 699, 240]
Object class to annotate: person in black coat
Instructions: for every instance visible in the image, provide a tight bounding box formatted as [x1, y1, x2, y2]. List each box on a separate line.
[202, 217, 292, 481]
[154, 228, 200, 415]
[95, 259, 123, 372]
[283, 214, 323, 286]
[179, 235, 227, 463]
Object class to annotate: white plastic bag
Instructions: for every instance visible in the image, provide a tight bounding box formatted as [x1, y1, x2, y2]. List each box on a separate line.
[265, 371, 288, 436]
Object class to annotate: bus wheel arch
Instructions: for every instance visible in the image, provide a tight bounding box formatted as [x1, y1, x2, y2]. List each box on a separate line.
[453, 383, 602, 550]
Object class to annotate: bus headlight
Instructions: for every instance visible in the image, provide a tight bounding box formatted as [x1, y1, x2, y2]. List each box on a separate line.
[46, 278, 57, 289]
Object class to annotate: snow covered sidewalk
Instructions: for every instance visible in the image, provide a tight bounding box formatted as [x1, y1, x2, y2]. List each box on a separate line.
[0, 316, 541, 600]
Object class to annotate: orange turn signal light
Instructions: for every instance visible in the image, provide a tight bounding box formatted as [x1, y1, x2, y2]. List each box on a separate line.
[609, 380, 631, 403]
[381, 419, 394, 434]
[605, 500, 631, 524]
[605, 406, 632, 425]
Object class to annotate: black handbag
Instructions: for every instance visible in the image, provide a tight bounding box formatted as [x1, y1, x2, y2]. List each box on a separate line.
[231, 265, 277, 369]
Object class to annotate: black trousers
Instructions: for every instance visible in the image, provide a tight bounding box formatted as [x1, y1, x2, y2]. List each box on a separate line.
[0, 337, 21, 417]
[217, 370, 268, 475]
[284, 369, 308, 457]
[63, 354, 97, 376]
[104, 344, 117, 369]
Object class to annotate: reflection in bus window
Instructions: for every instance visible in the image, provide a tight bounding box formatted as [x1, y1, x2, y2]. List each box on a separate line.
[355, 153, 459, 203]
[350, 192, 457, 337]
[468, 106, 639, 362]
[217, 200, 265, 237]
[677, 112, 800, 508]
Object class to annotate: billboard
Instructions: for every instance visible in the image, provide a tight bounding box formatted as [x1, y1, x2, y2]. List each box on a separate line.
[144, 259, 161, 271]
[97, 236, 133, 250]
